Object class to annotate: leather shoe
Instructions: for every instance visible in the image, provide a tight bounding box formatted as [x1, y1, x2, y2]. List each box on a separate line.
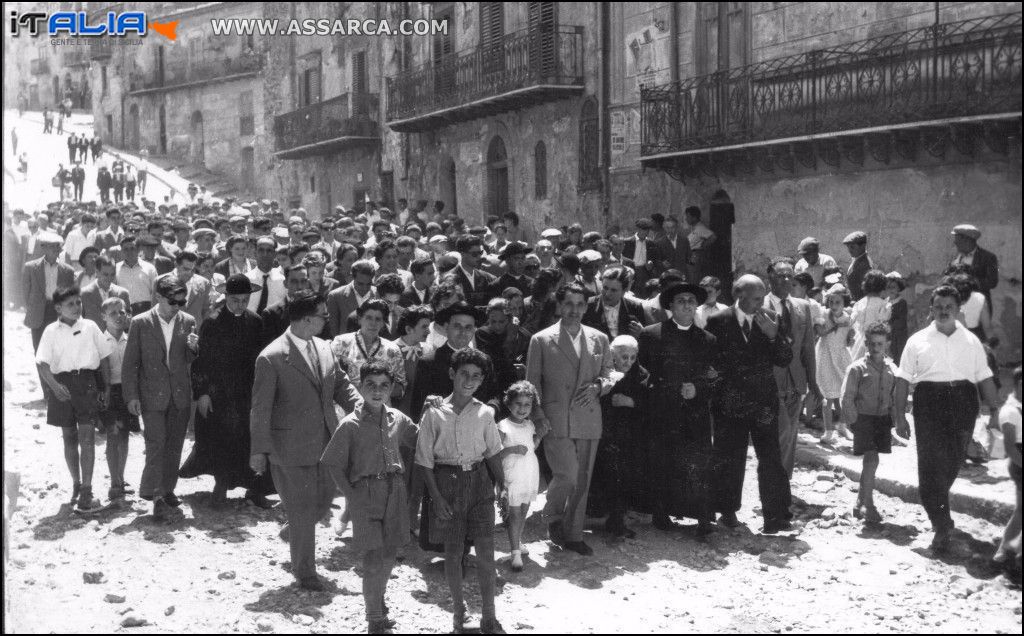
[696, 521, 715, 538]
[297, 575, 326, 591]
[152, 497, 172, 520]
[367, 618, 391, 634]
[761, 519, 793, 535]
[564, 541, 593, 556]
[547, 521, 565, 546]
[164, 492, 181, 508]
[245, 491, 276, 509]
[718, 512, 740, 528]
[930, 528, 952, 553]
[480, 618, 507, 634]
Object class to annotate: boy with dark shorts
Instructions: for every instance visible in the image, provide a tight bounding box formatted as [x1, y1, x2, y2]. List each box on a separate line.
[321, 361, 418, 635]
[841, 321, 898, 523]
[98, 297, 140, 503]
[416, 348, 507, 634]
[35, 286, 113, 513]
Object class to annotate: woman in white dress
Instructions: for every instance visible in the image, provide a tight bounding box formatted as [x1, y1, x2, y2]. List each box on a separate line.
[850, 269, 891, 360]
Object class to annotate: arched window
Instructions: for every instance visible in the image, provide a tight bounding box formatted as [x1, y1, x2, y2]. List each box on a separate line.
[578, 97, 600, 191]
[534, 141, 547, 199]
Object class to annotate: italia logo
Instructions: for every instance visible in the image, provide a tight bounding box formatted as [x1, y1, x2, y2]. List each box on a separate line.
[9, 11, 178, 40]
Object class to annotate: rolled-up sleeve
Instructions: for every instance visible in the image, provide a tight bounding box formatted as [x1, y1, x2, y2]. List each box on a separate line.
[481, 408, 503, 459]
[415, 410, 437, 469]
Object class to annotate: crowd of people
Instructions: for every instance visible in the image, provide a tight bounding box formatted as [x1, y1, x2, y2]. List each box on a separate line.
[3, 186, 1020, 634]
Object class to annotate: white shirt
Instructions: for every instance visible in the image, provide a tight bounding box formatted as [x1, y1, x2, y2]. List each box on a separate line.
[246, 266, 287, 313]
[671, 319, 693, 331]
[695, 302, 728, 329]
[603, 303, 620, 338]
[157, 311, 179, 367]
[1000, 394, 1022, 443]
[685, 221, 715, 251]
[286, 327, 321, 376]
[35, 318, 112, 373]
[795, 254, 839, 288]
[43, 260, 60, 298]
[563, 325, 583, 357]
[633, 234, 647, 265]
[960, 291, 985, 329]
[116, 260, 157, 304]
[896, 321, 993, 385]
[63, 227, 95, 268]
[103, 330, 128, 384]
[735, 304, 755, 340]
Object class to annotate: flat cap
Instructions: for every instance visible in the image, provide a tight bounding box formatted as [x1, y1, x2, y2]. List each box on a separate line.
[498, 242, 532, 260]
[797, 237, 819, 253]
[192, 228, 217, 239]
[577, 249, 603, 264]
[951, 224, 981, 240]
[842, 231, 867, 244]
[540, 228, 563, 239]
[37, 232, 64, 246]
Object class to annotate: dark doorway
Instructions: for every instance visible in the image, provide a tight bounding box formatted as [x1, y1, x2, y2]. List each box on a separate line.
[487, 136, 510, 221]
[707, 189, 735, 303]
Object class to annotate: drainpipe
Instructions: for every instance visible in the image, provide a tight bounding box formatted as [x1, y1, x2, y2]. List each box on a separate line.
[669, 2, 679, 85]
[600, 3, 611, 219]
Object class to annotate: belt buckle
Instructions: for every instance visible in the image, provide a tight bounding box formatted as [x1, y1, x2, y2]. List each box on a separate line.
[461, 464, 472, 472]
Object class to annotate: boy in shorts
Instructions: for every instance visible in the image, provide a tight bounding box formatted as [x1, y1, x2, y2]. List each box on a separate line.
[321, 361, 418, 634]
[35, 286, 113, 513]
[416, 348, 506, 634]
[841, 321, 898, 523]
[99, 297, 139, 503]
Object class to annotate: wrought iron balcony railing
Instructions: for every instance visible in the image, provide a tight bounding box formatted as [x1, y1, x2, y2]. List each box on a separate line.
[386, 25, 584, 125]
[90, 40, 113, 61]
[62, 48, 91, 67]
[640, 12, 1022, 158]
[274, 93, 380, 156]
[30, 58, 51, 75]
[129, 52, 264, 92]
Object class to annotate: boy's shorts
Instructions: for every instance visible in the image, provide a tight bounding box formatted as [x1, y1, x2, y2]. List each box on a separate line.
[98, 385, 141, 433]
[851, 414, 893, 456]
[46, 370, 100, 429]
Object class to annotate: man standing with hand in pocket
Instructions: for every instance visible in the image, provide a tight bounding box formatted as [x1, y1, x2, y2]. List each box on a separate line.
[122, 276, 198, 520]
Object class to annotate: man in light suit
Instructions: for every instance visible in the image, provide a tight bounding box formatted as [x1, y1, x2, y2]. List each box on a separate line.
[526, 283, 614, 556]
[23, 233, 76, 350]
[122, 276, 199, 519]
[764, 257, 821, 477]
[80, 255, 130, 327]
[250, 290, 361, 591]
[326, 260, 376, 337]
[167, 250, 212, 330]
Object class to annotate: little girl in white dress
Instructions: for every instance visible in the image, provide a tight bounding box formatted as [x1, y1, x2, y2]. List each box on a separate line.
[497, 381, 545, 572]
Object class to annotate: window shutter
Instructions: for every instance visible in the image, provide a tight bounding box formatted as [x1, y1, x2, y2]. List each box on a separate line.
[480, 3, 504, 74]
[528, 2, 556, 78]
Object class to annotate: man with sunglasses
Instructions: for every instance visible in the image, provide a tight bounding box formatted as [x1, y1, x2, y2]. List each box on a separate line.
[452, 235, 497, 309]
[122, 275, 199, 520]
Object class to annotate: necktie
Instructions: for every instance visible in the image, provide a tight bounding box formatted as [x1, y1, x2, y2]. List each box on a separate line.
[257, 273, 269, 313]
[742, 317, 752, 340]
[780, 299, 792, 337]
[306, 339, 322, 385]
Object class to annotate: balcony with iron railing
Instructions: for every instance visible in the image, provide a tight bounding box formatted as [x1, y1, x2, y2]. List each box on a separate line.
[90, 40, 114, 61]
[386, 25, 585, 132]
[274, 93, 381, 159]
[30, 58, 51, 75]
[640, 12, 1022, 171]
[128, 52, 264, 93]
[62, 48, 91, 67]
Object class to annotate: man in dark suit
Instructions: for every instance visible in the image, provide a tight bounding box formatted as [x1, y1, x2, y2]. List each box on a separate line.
[409, 303, 489, 420]
[70, 163, 86, 202]
[843, 231, 874, 302]
[122, 276, 199, 519]
[491, 242, 534, 298]
[326, 260, 376, 337]
[250, 291, 361, 591]
[704, 274, 794, 534]
[23, 233, 76, 350]
[260, 263, 315, 346]
[139, 234, 174, 275]
[582, 266, 645, 339]
[450, 235, 497, 308]
[343, 273, 404, 339]
[622, 219, 658, 292]
[80, 255, 130, 327]
[946, 224, 999, 311]
[92, 208, 124, 252]
[653, 215, 692, 280]
[399, 257, 435, 308]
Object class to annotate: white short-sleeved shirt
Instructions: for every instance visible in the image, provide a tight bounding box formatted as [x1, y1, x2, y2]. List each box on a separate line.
[999, 394, 1021, 444]
[103, 330, 128, 384]
[35, 318, 113, 373]
[896, 321, 993, 385]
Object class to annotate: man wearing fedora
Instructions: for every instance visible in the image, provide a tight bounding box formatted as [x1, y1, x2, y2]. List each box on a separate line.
[843, 231, 874, 302]
[945, 224, 999, 311]
[180, 274, 274, 508]
[492, 242, 535, 298]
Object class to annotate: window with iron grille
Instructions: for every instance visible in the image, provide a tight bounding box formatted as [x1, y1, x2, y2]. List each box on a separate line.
[352, 51, 368, 115]
[534, 141, 547, 199]
[578, 97, 600, 191]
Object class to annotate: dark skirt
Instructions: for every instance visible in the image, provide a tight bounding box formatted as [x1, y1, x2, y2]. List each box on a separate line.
[98, 384, 140, 432]
[586, 412, 647, 517]
[178, 393, 275, 494]
[419, 463, 494, 551]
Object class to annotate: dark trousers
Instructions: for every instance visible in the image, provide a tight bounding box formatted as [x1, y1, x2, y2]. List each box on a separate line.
[271, 462, 335, 580]
[712, 406, 792, 522]
[913, 381, 979, 531]
[140, 404, 190, 499]
[73, 182, 83, 201]
[31, 302, 59, 351]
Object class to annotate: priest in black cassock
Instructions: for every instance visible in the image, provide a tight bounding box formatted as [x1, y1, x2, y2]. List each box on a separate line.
[638, 281, 719, 536]
[180, 274, 275, 507]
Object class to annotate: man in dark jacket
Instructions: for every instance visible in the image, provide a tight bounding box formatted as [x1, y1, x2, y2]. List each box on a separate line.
[945, 224, 999, 312]
[582, 266, 645, 340]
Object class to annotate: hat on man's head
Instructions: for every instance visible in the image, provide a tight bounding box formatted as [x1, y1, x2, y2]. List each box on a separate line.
[272, 227, 289, 240]
[951, 224, 981, 241]
[37, 232, 64, 247]
[540, 228, 563, 239]
[215, 273, 262, 295]
[659, 282, 707, 309]
[428, 234, 449, 245]
[498, 242, 533, 260]
[171, 220, 189, 231]
[578, 249, 603, 265]
[842, 231, 868, 245]
[435, 301, 485, 326]
[193, 218, 214, 230]
[635, 218, 654, 231]
[823, 283, 849, 298]
[468, 225, 488, 236]
[797, 237, 820, 254]
[192, 228, 217, 240]
[137, 234, 161, 247]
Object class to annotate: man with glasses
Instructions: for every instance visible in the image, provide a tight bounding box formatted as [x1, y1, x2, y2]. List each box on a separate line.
[122, 275, 200, 520]
[250, 290, 361, 591]
[453, 235, 497, 309]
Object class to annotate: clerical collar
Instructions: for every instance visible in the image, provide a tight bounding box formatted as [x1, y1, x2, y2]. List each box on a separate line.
[672, 319, 693, 331]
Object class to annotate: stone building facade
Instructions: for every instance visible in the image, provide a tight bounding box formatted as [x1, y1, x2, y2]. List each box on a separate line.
[6, 1, 92, 112]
